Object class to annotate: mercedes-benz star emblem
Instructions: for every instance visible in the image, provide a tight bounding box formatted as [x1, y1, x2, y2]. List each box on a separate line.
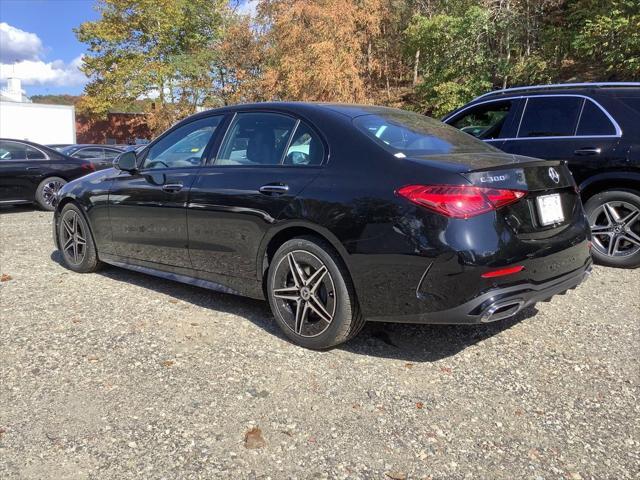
[548, 167, 560, 184]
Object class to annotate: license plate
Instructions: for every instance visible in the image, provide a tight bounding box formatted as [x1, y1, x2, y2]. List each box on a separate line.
[536, 193, 564, 226]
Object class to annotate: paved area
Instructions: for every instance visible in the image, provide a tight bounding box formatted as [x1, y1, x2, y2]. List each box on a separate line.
[0, 207, 638, 479]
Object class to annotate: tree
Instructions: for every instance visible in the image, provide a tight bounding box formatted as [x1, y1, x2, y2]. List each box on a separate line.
[76, 0, 229, 132]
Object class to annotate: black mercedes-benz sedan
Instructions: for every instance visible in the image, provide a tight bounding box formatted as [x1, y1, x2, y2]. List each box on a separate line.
[0, 138, 97, 211]
[53, 103, 592, 349]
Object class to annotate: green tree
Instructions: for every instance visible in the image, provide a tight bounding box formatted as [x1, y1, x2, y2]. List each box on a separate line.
[76, 0, 229, 132]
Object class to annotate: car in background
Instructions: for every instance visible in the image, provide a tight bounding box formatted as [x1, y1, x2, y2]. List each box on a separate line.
[53, 102, 591, 349]
[0, 138, 97, 211]
[57, 144, 127, 169]
[443, 82, 640, 268]
[47, 144, 73, 151]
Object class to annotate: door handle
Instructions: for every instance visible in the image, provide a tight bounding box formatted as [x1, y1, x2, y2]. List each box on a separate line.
[574, 147, 601, 156]
[259, 183, 289, 195]
[162, 183, 183, 193]
[26, 166, 39, 170]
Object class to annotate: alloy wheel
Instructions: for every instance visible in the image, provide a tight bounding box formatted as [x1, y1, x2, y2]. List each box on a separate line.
[60, 210, 87, 265]
[589, 201, 640, 258]
[271, 250, 336, 337]
[42, 179, 64, 207]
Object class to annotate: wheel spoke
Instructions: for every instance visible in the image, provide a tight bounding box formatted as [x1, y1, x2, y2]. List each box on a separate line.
[608, 236, 621, 256]
[294, 299, 309, 334]
[306, 265, 327, 293]
[273, 286, 300, 301]
[622, 231, 640, 247]
[621, 209, 639, 228]
[603, 203, 620, 223]
[63, 219, 74, 236]
[590, 225, 613, 235]
[308, 295, 332, 323]
[287, 252, 306, 287]
[63, 236, 74, 250]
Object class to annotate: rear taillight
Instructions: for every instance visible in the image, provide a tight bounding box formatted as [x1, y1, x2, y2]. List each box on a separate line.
[81, 163, 96, 172]
[397, 185, 526, 219]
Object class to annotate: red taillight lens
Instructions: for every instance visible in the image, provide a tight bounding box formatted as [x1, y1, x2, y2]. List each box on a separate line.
[481, 265, 525, 278]
[81, 163, 96, 172]
[396, 185, 526, 219]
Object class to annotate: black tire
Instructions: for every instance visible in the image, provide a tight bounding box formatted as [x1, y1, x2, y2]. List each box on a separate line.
[267, 236, 364, 349]
[584, 189, 640, 269]
[35, 176, 66, 211]
[57, 203, 102, 273]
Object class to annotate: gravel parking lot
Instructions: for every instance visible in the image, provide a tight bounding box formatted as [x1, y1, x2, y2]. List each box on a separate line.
[0, 207, 638, 479]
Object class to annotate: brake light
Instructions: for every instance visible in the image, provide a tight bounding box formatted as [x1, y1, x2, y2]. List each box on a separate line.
[396, 185, 526, 219]
[481, 265, 525, 278]
[81, 163, 96, 172]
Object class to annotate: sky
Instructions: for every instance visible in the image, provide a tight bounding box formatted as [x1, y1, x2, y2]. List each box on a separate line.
[0, 0, 258, 98]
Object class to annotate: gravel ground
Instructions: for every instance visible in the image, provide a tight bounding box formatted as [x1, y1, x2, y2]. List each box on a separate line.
[0, 207, 639, 480]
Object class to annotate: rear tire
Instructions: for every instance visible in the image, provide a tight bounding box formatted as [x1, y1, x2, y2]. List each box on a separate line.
[35, 176, 66, 211]
[267, 236, 364, 349]
[57, 203, 102, 273]
[584, 189, 640, 269]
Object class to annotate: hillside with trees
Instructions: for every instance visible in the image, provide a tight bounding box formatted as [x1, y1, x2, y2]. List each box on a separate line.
[75, 0, 639, 133]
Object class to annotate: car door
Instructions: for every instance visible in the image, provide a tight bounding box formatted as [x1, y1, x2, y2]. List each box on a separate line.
[445, 98, 523, 150]
[108, 115, 224, 268]
[0, 140, 51, 202]
[499, 95, 625, 186]
[188, 111, 326, 282]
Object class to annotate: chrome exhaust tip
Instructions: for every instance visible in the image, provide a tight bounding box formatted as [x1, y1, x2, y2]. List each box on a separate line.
[480, 299, 525, 323]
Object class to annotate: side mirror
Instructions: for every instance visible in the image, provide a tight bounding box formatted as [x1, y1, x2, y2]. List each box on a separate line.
[114, 151, 138, 172]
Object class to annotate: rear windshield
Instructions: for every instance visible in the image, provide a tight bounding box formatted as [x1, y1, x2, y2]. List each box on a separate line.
[353, 110, 498, 156]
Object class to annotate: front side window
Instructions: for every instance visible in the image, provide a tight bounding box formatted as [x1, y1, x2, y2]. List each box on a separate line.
[577, 100, 617, 136]
[0, 141, 27, 160]
[143, 116, 222, 169]
[216, 113, 296, 166]
[354, 110, 496, 156]
[103, 148, 121, 159]
[450, 101, 513, 139]
[518, 97, 583, 138]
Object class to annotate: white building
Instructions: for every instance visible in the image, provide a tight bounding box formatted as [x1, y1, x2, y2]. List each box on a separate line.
[0, 77, 76, 144]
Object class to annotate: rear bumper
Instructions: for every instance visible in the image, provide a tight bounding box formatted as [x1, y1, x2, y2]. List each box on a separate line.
[368, 257, 592, 324]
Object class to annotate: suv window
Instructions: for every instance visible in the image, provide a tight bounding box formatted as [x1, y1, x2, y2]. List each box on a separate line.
[217, 112, 297, 166]
[284, 122, 324, 166]
[577, 100, 617, 136]
[518, 97, 583, 138]
[143, 116, 222, 169]
[103, 148, 121, 159]
[0, 141, 27, 160]
[450, 100, 513, 139]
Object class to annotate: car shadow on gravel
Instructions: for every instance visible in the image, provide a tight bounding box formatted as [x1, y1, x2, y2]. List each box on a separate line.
[50, 251, 534, 362]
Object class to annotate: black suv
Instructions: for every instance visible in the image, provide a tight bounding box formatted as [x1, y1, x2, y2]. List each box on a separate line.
[443, 83, 640, 268]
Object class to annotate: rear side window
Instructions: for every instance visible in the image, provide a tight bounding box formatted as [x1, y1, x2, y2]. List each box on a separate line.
[354, 110, 496, 156]
[25, 145, 46, 160]
[216, 112, 296, 166]
[450, 100, 513, 139]
[518, 97, 583, 138]
[103, 148, 121, 159]
[576, 100, 617, 136]
[0, 141, 27, 160]
[284, 122, 324, 166]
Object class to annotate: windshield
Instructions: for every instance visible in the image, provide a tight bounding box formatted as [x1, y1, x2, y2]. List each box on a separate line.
[354, 110, 498, 156]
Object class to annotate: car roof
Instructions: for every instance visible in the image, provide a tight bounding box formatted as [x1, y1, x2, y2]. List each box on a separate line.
[190, 101, 408, 120]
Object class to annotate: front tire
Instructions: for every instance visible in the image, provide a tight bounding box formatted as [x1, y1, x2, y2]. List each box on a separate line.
[57, 203, 102, 273]
[36, 176, 66, 211]
[584, 189, 640, 268]
[267, 236, 364, 349]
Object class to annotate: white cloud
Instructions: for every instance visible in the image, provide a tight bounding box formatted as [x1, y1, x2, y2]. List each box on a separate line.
[0, 55, 86, 87]
[0, 22, 43, 63]
[0, 22, 87, 90]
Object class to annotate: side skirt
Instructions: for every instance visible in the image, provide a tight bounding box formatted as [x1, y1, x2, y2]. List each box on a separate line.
[100, 254, 265, 300]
